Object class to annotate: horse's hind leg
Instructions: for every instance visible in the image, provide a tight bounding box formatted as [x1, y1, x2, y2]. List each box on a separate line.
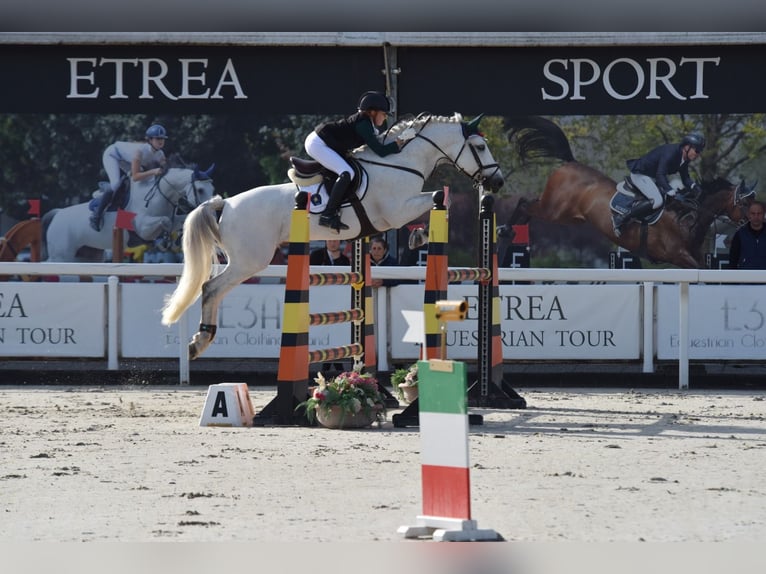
[188, 264, 255, 359]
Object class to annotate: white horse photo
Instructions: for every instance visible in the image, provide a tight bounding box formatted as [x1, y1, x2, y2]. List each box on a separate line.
[161, 113, 505, 359]
[43, 166, 216, 261]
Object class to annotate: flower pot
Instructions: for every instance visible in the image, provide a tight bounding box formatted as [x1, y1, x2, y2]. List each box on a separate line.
[315, 405, 378, 429]
[398, 383, 418, 404]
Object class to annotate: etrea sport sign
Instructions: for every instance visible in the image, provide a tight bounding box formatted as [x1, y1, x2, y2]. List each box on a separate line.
[397, 45, 766, 115]
[1, 43, 764, 115]
[0, 45, 383, 114]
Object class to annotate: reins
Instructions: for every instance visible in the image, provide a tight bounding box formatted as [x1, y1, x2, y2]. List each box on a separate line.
[143, 171, 204, 213]
[356, 115, 501, 188]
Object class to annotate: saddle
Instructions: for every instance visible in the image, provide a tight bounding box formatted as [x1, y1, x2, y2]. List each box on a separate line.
[610, 176, 663, 226]
[89, 177, 130, 213]
[287, 156, 365, 213]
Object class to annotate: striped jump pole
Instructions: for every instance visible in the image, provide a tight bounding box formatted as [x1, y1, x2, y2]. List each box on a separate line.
[253, 191, 313, 425]
[398, 358, 502, 541]
[471, 193, 527, 410]
[392, 190, 525, 428]
[253, 192, 382, 425]
[355, 237, 377, 373]
[423, 188, 449, 360]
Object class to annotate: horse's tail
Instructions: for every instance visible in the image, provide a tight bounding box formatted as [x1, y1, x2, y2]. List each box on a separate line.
[505, 116, 576, 164]
[40, 209, 58, 261]
[161, 195, 226, 326]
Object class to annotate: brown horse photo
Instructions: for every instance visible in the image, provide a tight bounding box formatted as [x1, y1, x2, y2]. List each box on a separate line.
[506, 116, 756, 268]
[0, 219, 41, 263]
[0, 219, 42, 281]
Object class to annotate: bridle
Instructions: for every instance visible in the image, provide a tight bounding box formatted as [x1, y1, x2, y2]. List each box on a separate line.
[696, 181, 754, 238]
[356, 116, 502, 188]
[412, 119, 502, 188]
[144, 170, 209, 215]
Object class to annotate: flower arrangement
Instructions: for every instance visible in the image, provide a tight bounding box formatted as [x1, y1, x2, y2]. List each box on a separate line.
[298, 369, 387, 426]
[390, 363, 418, 402]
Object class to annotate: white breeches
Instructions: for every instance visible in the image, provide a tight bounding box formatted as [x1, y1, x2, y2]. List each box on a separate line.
[102, 145, 125, 193]
[304, 131, 353, 177]
[629, 173, 663, 209]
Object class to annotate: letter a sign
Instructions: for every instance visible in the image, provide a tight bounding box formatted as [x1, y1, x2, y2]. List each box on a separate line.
[199, 383, 254, 427]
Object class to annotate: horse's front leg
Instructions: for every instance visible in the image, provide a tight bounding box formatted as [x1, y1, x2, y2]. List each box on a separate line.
[133, 215, 172, 241]
[382, 193, 438, 230]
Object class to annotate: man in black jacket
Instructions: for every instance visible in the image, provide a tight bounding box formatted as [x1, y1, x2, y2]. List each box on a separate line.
[614, 132, 705, 235]
[728, 201, 766, 269]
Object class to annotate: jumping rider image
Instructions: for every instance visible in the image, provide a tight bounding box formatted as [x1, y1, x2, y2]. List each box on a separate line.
[90, 124, 168, 231]
[614, 132, 705, 235]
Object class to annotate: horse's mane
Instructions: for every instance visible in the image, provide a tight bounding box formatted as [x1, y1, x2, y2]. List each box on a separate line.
[385, 112, 464, 138]
[698, 177, 733, 199]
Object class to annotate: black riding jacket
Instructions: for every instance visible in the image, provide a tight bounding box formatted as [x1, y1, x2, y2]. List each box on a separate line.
[728, 224, 766, 269]
[627, 143, 694, 193]
[315, 112, 400, 157]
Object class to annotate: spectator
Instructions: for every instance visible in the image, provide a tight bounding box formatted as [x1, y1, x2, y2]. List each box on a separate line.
[369, 235, 399, 287]
[310, 239, 350, 266]
[728, 201, 766, 269]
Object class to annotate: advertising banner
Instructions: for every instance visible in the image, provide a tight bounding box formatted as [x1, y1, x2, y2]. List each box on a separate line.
[657, 284, 766, 359]
[120, 283, 352, 358]
[1, 43, 764, 115]
[389, 284, 641, 360]
[0, 283, 105, 356]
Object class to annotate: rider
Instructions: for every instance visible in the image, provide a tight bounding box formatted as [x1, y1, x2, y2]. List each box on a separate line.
[304, 91, 414, 232]
[90, 124, 168, 231]
[614, 132, 705, 235]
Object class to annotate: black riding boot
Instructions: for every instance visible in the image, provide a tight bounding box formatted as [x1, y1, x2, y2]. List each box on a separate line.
[614, 198, 655, 234]
[319, 173, 351, 232]
[90, 189, 114, 231]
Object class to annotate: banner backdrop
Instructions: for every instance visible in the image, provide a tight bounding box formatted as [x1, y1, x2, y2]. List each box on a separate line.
[5, 281, 766, 361]
[0, 283, 105, 356]
[389, 284, 641, 360]
[120, 283, 352, 358]
[1, 43, 764, 115]
[656, 285, 766, 360]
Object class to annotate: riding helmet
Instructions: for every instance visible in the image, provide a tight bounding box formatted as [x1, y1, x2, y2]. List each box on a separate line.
[358, 91, 391, 113]
[145, 124, 169, 139]
[681, 132, 705, 152]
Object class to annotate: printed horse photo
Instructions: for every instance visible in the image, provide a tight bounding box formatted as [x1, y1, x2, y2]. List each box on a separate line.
[0, 219, 42, 281]
[42, 166, 215, 262]
[0, 219, 41, 263]
[505, 116, 756, 268]
[161, 113, 505, 360]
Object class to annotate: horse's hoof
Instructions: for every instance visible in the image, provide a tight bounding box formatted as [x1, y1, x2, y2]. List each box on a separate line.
[188, 343, 199, 360]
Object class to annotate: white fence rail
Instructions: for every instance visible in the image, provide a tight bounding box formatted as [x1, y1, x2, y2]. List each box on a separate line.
[2, 262, 765, 389]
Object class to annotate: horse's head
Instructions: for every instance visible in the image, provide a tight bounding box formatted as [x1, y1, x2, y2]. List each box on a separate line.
[393, 113, 505, 192]
[701, 177, 757, 226]
[458, 114, 505, 192]
[159, 165, 216, 214]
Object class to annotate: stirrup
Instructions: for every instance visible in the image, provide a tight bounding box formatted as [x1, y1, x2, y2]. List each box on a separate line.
[319, 213, 349, 232]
